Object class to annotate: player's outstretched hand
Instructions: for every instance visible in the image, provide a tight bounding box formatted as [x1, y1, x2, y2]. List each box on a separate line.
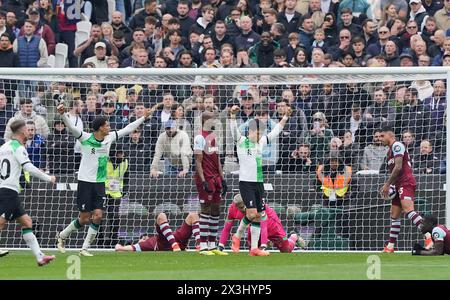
[50, 176, 56, 184]
[221, 180, 228, 197]
[229, 105, 240, 116]
[56, 103, 65, 115]
[150, 170, 160, 178]
[284, 107, 293, 117]
[203, 181, 212, 193]
[412, 243, 424, 255]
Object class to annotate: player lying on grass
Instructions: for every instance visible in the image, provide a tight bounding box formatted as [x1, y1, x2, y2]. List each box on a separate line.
[115, 212, 200, 252]
[0, 120, 56, 266]
[412, 215, 450, 256]
[219, 194, 305, 253]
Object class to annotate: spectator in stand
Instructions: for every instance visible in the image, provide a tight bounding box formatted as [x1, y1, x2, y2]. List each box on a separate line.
[20, 7, 54, 55]
[341, 130, 361, 169]
[270, 22, 288, 49]
[212, 20, 231, 54]
[25, 120, 46, 169]
[383, 41, 400, 66]
[277, 0, 301, 34]
[305, 112, 334, 162]
[434, 0, 450, 31]
[409, 0, 429, 32]
[176, 1, 195, 38]
[361, 19, 377, 47]
[402, 129, 419, 156]
[327, 28, 352, 61]
[101, 99, 124, 131]
[111, 11, 132, 44]
[190, 5, 215, 36]
[46, 120, 75, 174]
[150, 119, 192, 178]
[4, 98, 49, 141]
[74, 24, 115, 67]
[296, 83, 317, 125]
[84, 42, 109, 68]
[338, 8, 362, 38]
[396, 87, 428, 140]
[289, 46, 308, 67]
[414, 139, 441, 174]
[129, 0, 161, 30]
[282, 144, 316, 173]
[298, 14, 315, 53]
[0, 32, 19, 67]
[310, 47, 325, 67]
[360, 129, 388, 171]
[123, 128, 151, 173]
[249, 31, 280, 67]
[432, 37, 450, 66]
[171, 104, 193, 140]
[366, 25, 391, 58]
[0, 11, 15, 43]
[13, 19, 47, 67]
[83, 93, 98, 131]
[363, 87, 396, 130]
[234, 16, 260, 50]
[422, 80, 446, 138]
[0, 92, 14, 145]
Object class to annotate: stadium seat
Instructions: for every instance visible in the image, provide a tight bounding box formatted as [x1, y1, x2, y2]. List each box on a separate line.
[75, 21, 92, 48]
[55, 43, 68, 68]
[46, 55, 55, 68]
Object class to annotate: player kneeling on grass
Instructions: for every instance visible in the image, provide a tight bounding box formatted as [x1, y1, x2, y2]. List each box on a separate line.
[229, 105, 292, 256]
[219, 194, 305, 253]
[0, 120, 56, 266]
[115, 212, 200, 252]
[412, 215, 450, 256]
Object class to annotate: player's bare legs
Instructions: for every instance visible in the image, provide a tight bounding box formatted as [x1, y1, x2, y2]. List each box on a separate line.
[79, 209, 103, 256]
[185, 212, 201, 248]
[233, 208, 269, 256]
[16, 214, 55, 266]
[401, 200, 432, 248]
[0, 216, 9, 257]
[156, 213, 181, 251]
[57, 211, 90, 253]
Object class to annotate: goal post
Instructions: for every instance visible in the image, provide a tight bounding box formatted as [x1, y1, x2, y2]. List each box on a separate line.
[0, 67, 448, 251]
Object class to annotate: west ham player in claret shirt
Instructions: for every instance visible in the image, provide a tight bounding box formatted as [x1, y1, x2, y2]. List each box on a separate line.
[379, 126, 432, 253]
[193, 112, 228, 256]
[412, 215, 450, 256]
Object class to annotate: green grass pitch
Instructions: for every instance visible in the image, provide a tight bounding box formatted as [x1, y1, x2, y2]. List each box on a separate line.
[1, 251, 450, 280]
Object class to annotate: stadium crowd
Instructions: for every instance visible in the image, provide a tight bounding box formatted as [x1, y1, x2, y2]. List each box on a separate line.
[0, 0, 448, 177]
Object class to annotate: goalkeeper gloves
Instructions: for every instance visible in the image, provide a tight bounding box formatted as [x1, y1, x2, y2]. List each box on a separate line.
[203, 181, 212, 193]
[412, 243, 425, 255]
[221, 180, 228, 197]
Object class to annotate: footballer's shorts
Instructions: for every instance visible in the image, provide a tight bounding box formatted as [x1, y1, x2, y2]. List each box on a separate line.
[195, 175, 222, 204]
[392, 184, 416, 207]
[76, 181, 106, 212]
[0, 188, 26, 222]
[239, 181, 266, 213]
[153, 221, 193, 251]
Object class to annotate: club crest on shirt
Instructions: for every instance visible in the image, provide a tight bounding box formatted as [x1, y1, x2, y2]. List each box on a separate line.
[433, 232, 440, 240]
[394, 145, 401, 152]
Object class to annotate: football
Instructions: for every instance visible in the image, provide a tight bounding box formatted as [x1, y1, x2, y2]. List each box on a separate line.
[388, 185, 397, 200]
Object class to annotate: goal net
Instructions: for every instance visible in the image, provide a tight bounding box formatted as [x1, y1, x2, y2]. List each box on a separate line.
[0, 67, 448, 251]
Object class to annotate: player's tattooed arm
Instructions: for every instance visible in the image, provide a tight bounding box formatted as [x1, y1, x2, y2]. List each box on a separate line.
[381, 156, 403, 197]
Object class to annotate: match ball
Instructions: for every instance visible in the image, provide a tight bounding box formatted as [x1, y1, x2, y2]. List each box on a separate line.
[388, 185, 397, 200]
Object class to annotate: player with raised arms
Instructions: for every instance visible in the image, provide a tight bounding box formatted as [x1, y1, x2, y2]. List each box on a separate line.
[229, 105, 292, 256]
[412, 215, 450, 256]
[379, 126, 432, 253]
[219, 194, 305, 253]
[114, 212, 200, 252]
[194, 111, 228, 256]
[0, 120, 56, 266]
[56, 102, 155, 256]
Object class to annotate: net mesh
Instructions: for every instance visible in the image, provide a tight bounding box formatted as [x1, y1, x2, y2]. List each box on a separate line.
[0, 69, 447, 251]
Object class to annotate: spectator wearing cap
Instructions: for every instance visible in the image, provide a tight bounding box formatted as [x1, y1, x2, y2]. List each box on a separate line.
[129, 0, 162, 30]
[234, 16, 261, 51]
[150, 118, 192, 178]
[0, 11, 15, 43]
[111, 11, 132, 44]
[304, 112, 334, 162]
[74, 24, 114, 67]
[434, 0, 450, 31]
[249, 31, 280, 67]
[83, 42, 109, 68]
[277, 0, 302, 34]
[399, 51, 415, 66]
[298, 14, 315, 53]
[0, 33, 19, 67]
[101, 99, 124, 130]
[409, 0, 429, 32]
[337, 8, 362, 39]
[19, 7, 55, 55]
[13, 19, 48, 67]
[4, 98, 49, 141]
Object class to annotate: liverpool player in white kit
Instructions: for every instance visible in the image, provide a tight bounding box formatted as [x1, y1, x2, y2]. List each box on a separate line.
[229, 105, 291, 256]
[56, 103, 153, 256]
[0, 120, 56, 266]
